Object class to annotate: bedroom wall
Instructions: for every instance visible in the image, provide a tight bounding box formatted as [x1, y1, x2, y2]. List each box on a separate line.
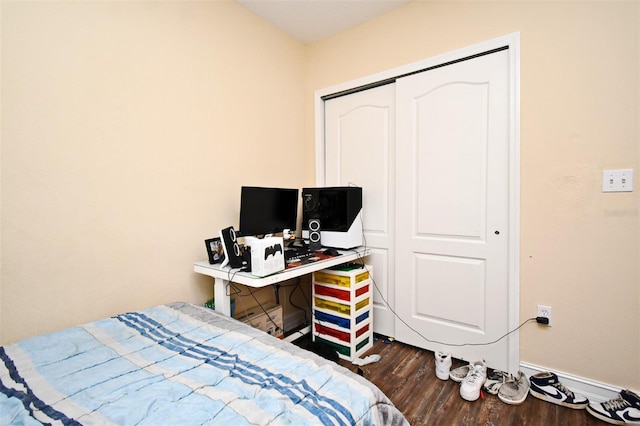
[304, 1, 639, 390]
[0, 1, 308, 344]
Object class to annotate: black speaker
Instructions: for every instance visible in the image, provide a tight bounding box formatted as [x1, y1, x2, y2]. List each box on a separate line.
[219, 226, 245, 269]
[308, 218, 322, 251]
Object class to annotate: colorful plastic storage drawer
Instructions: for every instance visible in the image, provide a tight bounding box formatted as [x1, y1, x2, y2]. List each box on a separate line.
[313, 270, 370, 288]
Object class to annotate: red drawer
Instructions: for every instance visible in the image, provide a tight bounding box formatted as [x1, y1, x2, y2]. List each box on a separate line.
[356, 284, 369, 297]
[315, 323, 350, 343]
[314, 284, 350, 301]
[356, 323, 370, 338]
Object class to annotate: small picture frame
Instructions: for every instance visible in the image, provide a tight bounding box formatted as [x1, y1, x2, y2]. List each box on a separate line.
[205, 237, 225, 264]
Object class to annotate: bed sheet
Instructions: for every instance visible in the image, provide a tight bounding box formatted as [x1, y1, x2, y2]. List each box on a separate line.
[1, 302, 407, 425]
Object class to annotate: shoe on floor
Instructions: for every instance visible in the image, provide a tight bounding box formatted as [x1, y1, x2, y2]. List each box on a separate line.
[484, 368, 508, 395]
[498, 371, 530, 405]
[586, 389, 640, 425]
[435, 351, 452, 380]
[459, 360, 487, 401]
[450, 364, 469, 382]
[529, 371, 589, 409]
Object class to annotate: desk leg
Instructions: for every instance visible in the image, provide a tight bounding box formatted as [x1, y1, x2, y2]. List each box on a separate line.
[214, 277, 231, 316]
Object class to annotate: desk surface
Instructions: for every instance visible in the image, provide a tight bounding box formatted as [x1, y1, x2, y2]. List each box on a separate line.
[194, 246, 371, 287]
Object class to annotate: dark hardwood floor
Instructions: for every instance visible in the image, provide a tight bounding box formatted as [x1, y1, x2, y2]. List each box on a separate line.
[295, 335, 609, 425]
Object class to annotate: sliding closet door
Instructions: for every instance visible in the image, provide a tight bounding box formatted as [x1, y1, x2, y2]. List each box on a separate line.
[394, 50, 511, 370]
[324, 84, 396, 337]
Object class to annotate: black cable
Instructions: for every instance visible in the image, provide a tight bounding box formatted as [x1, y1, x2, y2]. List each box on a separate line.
[227, 282, 243, 297]
[298, 278, 311, 309]
[225, 266, 243, 290]
[288, 278, 309, 325]
[247, 287, 281, 333]
[231, 283, 252, 320]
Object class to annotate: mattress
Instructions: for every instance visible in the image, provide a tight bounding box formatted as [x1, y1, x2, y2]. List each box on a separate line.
[0, 302, 408, 425]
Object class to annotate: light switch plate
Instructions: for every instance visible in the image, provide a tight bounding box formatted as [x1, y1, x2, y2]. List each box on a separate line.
[602, 169, 634, 192]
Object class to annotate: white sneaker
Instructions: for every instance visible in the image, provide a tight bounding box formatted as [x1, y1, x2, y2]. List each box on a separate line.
[459, 360, 487, 401]
[434, 351, 451, 380]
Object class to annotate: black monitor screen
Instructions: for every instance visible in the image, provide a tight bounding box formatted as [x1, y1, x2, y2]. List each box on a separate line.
[239, 186, 299, 237]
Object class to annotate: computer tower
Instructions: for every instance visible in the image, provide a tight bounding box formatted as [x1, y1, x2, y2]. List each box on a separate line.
[301, 186, 363, 249]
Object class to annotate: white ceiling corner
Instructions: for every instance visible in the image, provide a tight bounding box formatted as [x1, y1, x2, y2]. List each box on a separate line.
[236, 0, 411, 44]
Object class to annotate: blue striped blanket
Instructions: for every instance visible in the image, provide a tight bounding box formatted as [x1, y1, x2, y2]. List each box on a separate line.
[1, 302, 407, 425]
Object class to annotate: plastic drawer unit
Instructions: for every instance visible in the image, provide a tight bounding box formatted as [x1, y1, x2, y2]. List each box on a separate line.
[312, 264, 373, 361]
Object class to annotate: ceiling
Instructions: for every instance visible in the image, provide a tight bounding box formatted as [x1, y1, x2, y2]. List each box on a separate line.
[236, 0, 412, 44]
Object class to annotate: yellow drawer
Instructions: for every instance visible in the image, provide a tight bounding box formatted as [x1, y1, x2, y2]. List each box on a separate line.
[314, 270, 370, 288]
[314, 297, 351, 314]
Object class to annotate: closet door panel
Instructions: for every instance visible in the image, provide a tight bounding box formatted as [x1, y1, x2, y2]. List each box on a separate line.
[395, 49, 511, 370]
[415, 83, 487, 239]
[325, 98, 390, 233]
[324, 84, 396, 336]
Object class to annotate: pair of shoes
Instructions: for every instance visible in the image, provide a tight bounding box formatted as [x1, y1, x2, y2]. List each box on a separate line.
[435, 351, 452, 380]
[529, 371, 589, 409]
[498, 371, 530, 405]
[484, 368, 509, 395]
[459, 361, 487, 401]
[586, 389, 640, 425]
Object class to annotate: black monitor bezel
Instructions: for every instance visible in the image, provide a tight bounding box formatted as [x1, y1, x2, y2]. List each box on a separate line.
[238, 186, 299, 237]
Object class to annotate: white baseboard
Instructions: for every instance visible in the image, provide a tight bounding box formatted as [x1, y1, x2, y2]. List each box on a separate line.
[520, 362, 622, 403]
[284, 325, 311, 343]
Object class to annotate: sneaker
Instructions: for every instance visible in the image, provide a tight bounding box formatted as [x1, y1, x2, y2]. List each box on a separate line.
[459, 360, 487, 401]
[450, 364, 470, 382]
[586, 389, 640, 425]
[484, 368, 508, 395]
[435, 351, 452, 381]
[498, 371, 530, 405]
[529, 371, 589, 409]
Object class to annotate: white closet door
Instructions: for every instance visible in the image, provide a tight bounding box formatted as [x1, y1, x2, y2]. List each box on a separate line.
[324, 84, 396, 337]
[395, 50, 511, 370]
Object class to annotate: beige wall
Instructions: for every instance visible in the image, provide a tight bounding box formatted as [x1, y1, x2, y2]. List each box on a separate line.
[2, 0, 638, 392]
[1, 1, 307, 343]
[305, 1, 639, 390]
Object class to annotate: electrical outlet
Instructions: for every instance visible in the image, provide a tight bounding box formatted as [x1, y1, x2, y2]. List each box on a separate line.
[537, 305, 552, 326]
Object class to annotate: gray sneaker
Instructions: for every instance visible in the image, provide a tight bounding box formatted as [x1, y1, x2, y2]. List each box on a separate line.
[484, 369, 508, 395]
[498, 371, 530, 405]
[449, 364, 469, 382]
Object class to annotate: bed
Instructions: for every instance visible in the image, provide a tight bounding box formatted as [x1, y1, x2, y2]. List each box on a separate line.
[1, 302, 408, 425]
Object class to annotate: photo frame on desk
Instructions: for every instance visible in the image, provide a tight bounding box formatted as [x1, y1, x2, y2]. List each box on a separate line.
[205, 237, 225, 264]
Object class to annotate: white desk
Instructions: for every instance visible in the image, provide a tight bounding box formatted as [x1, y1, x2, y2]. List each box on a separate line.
[193, 247, 371, 318]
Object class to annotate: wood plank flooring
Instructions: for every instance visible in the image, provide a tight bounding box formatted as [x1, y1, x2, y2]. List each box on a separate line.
[295, 335, 608, 425]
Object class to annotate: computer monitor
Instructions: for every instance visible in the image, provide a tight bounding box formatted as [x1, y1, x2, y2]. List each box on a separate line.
[239, 186, 299, 237]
